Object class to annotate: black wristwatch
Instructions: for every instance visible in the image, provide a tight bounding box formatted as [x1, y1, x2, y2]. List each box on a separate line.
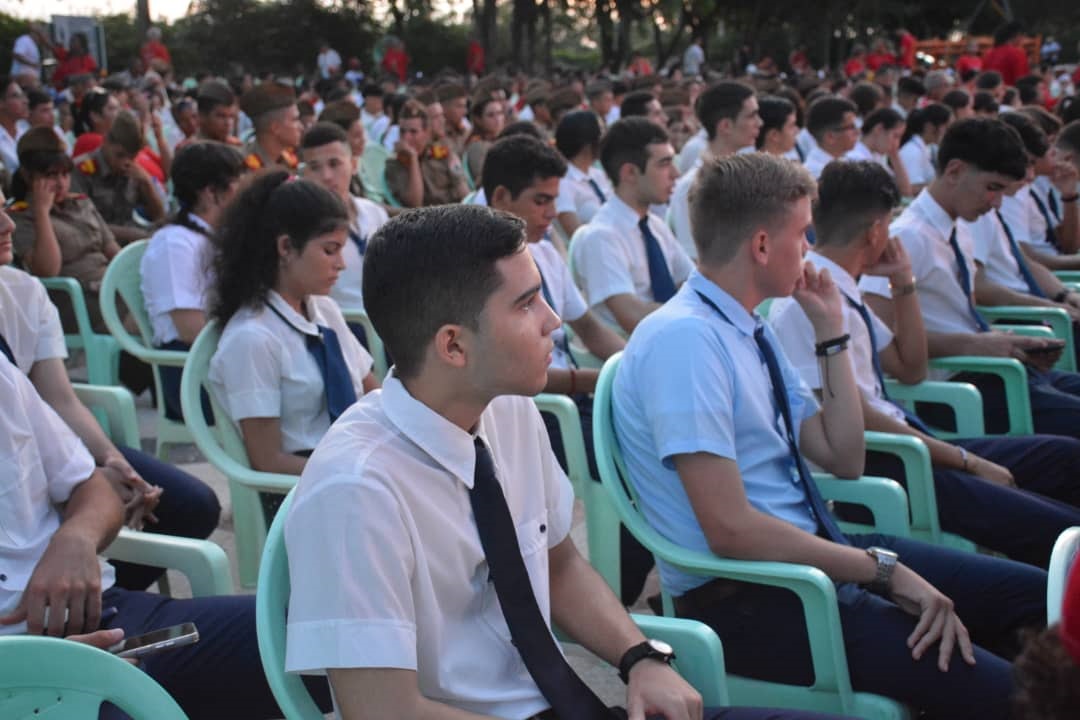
[617, 639, 675, 683]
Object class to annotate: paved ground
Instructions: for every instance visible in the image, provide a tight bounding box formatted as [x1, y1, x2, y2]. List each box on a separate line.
[127, 386, 662, 712]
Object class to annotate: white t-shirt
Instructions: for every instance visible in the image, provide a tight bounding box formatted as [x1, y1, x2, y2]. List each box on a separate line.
[9, 34, 40, 77]
[284, 376, 574, 719]
[899, 135, 935, 186]
[570, 195, 694, 330]
[0, 355, 113, 634]
[0, 265, 67, 373]
[317, 49, 342, 79]
[529, 239, 587, 370]
[330, 196, 390, 311]
[555, 163, 611, 226]
[0, 120, 27, 179]
[683, 44, 705, 76]
[140, 217, 214, 346]
[209, 291, 373, 454]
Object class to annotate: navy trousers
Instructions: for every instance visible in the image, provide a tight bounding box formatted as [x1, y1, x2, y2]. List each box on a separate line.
[156, 340, 213, 423]
[949, 366, 1080, 439]
[98, 586, 331, 719]
[865, 434, 1080, 568]
[676, 534, 1046, 720]
[109, 445, 221, 591]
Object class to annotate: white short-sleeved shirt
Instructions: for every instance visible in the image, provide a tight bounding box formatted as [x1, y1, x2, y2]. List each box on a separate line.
[555, 163, 612, 226]
[0, 355, 113, 633]
[675, 129, 707, 175]
[795, 127, 819, 164]
[529, 239, 587, 370]
[898, 135, 935, 186]
[209, 291, 374, 454]
[769, 253, 904, 424]
[317, 49, 341, 79]
[10, 34, 40, 77]
[1008, 185, 1053, 253]
[860, 189, 982, 337]
[570, 195, 694, 329]
[613, 272, 822, 595]
[330, 196, 390, 311]
[803, 146, 841, 181]
[361, 110, 391, 146]
[140, 217, 214, 346]
[284, 376, 574, 719]
[845, 140, 892, 174]
[0, 120, 26, 179]
[669, 162, 701, 260]
[967, 209, 1030, 294]
[0, 265, 67, 373]
[1031, 175, 1063, 244]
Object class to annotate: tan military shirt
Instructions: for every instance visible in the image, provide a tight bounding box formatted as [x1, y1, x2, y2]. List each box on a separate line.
[445, 124, 469, 158]
[385, 143, 469, 207]
[242, 139, 299, 172]
[68, 149, 141, 228]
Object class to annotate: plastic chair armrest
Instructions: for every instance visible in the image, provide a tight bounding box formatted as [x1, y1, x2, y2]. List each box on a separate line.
[39, 276, 95, 341]
[927, 356, 1033, 435]
[862, 432, 940, 542]
[105, 529, 233, 596]
[534, 393, 591, 486]
[882, 379, 985, 436]
[630, 614, 730, 706]
[1054, 270, 1080, 284]
[813, 472, 911, 538]
[71, 383, 141, 448]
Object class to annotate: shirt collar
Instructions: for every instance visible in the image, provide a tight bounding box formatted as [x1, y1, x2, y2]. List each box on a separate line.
[266, 290, 319, 336]
[565, 163, 588, 181]
[604, 193, 646, 225]
[687, 270, 759, 336]
[806, 251, 859, 299]
[910, 188, 955, 241]
[188, 213, 213, 233]
[379, 373, 491, 489]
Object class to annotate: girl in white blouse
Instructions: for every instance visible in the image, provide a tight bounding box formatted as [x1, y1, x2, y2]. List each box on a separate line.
[898, 103, 953, 194]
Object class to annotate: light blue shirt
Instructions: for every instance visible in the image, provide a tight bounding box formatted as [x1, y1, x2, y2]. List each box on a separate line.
[613, 270, 821, 595]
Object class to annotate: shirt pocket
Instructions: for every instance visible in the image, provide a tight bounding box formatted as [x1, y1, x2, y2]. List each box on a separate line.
[478, 510, 552, 647]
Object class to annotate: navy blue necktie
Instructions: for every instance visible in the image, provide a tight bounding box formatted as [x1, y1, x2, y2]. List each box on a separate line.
[469, 437, 616, 720]
[0, 330, 14, 366]
[639, 216, 676, 303]
[947, 227, 990, 332]
[1049, 188, 1061, 219]
[586, 176, 607, 204]
[349, 228, 367, 256]
[695, 290, 849, 544]
[996, 209, 1045, 298]
[1030, 188, 1061, 251]
[538, 270, 578, 369]
[269, 305, 358, 422]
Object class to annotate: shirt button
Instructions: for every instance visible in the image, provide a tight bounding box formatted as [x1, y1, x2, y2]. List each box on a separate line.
[0, 574, 6, 582]
[539, 524, 547, 533]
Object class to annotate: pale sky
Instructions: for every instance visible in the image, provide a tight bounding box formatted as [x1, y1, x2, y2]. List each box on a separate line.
[2, 0, 195, 22]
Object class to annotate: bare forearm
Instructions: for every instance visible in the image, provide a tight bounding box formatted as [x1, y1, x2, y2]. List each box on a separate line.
[890, 290, 928, 381]
[1022, 243, 1080, 270]
[926, 330, 986, 358]
[27, 211, 63, 276]
[109, 225, 150, 245]
[974, 273, 1050, 308]
[404, 164, 424, 208]
[570, 313, 625, 359]
[543, 367, 598, 394]
[61, 471, 124, 552]
[888, 152, 913, 197]
[862, 401, 963, 469]
[1057, 201, 1079, 254]
[140, 180, 167, 222]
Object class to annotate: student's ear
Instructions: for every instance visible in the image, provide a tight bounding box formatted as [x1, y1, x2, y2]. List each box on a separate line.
[940, 157, 966, 183]
[276, 233, 293, 261]
[748, 229, 770, 267]
[431, 323, 469, 370]
[490, 185, 512, 209]
[618, 160, 639, 188]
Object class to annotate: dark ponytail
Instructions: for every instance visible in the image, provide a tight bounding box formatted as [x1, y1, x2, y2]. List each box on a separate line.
[168, 141, 246, 237]
[901, 103, 952, 147]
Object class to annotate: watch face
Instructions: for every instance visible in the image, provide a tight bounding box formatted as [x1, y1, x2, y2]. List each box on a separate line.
[869, 546, 898, 561]
[648, 639, 674, 655]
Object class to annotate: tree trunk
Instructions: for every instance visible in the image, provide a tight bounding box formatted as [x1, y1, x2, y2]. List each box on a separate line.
[136, 0, 150, 40]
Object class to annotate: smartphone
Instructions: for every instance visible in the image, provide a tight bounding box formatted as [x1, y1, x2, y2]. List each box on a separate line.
[1026, 341, 1067, 355]
[109, 622, 199, 659]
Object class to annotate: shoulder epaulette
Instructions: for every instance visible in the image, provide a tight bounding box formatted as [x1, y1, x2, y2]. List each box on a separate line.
[7, 200, 28, 212]
[281, 148, 299, 169]
[76, 156, 98, 176]
[244, 153, 263, 171]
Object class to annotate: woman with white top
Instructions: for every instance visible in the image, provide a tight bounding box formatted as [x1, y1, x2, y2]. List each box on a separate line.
[208, 171, 378, 479]
[898, 103, 952, 194]
[141, 141, 246, 420]
[299, 122, 389, 341]
[554, 109, 612, 237]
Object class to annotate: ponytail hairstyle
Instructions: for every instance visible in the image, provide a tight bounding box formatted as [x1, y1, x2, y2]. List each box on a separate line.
[210, 170, 349, 323]
[168, 141, 246, 237]
[75, 88, 112, 137]
[901, 103, 952, 147]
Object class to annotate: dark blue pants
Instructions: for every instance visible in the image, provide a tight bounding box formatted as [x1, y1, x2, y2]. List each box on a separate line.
[950, 366, 1080, 439]
[108, 445, 221, 591]
[676, 534, 1046, 720]
[541, 396, 655, 606]
[99, 586, 331, 719]
[865, 434, 1080, 568]
[156, 340, 212, 423]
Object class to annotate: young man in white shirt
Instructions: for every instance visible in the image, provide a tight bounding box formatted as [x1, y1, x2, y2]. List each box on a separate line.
[860, 117, 1080, 440]
[1014, 114, 1080, 270]
[802, 96, 860, 181]
[669, 81, 762, 259]
[770, 160, 1080, 568]
[613, 151, 1046, 718]
[571, 117, 692, 335]
[284, 204, 840, 720]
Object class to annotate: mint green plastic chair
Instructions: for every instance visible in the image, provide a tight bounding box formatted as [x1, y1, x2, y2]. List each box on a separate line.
[978, 305, 1076, 371]
[256, 490, 733, 719]
[182, 321, 298, 588]
[72, 382, 141, 449]
[339, 306, 389, 381]
[0, 636, 188, 719]
[927, 356, 1034, 437]
[360, 142, 391, 204]
[39, 276, 121, 386]
[99, 240, 191, 459]
[593, 353, 910, 719]
[1054, 270, 1080, 284]
[1047, 526, 1080, 625]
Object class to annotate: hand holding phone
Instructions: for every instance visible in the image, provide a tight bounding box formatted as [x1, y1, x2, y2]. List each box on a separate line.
[1025, 340, 1067, 355]
[108, 622, 199, 659]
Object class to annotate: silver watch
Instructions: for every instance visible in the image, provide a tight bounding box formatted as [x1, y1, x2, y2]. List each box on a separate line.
[864, 546, 898, 594]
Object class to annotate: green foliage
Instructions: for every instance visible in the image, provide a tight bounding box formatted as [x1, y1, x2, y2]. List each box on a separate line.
[0, 12, 30, 76]
[399, 16, 470, 77]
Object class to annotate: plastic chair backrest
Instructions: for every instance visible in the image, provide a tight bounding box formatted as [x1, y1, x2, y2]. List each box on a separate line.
[1048, 526, 1080, 625]
[99, 241, 155, 355]
[0, 635, 188, 719]
[38, 276, 121, 386]
[339, 307, 389, 381]
[360, 143, 390, 204]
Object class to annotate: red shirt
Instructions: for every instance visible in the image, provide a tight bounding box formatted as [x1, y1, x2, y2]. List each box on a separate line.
[140, 40, 172, 69]
[866, 52, 896, 71]
[466, 40, 485, 75]
[955, 54, 983, 78]
[844, 58, 866, 78]
[381, 47, 409, 82]
[983, 44, 1030, 86]
[899, 32, 916, 69]
[628, 57, 654, 76]
[52, 49, 97, 90]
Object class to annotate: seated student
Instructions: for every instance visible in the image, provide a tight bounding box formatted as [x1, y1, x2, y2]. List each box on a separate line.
[71, 111, 167, 245]
[184, 79, 242, 147]
[385, 99, 470, 208]
[897, 104, 953, 194]
[0, 350, 331, 719]
[1015, 117, 1080, 270]
[571, 117, 691, 335]
[769, 161, 1080, 568]
[802, 96, 860, 180]
[754, 95, 800, 160]
[554, 109, 613, 237]
[670, 82, 761, 259]
[0, 193, 221, 592]
[860, 118, 1080, 441]
[208, 172, 378, 481]
[462, 91, 505, 185]
[141, 141, 246, 422]
[318, 100, 369, 199]
[284, 203, 851, 720]
[613, 151, 1047, 718]
[239, 82, 302, 172]
[844, 107, 913, 196]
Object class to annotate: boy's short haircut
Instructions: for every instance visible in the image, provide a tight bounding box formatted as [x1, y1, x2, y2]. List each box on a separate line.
[1018, 105, 1062, 138]
[197, 79, 235, 114]
[850, 82, 884, 118]
[973, 91, 999, 114]
[975, 71, 1003, 90]
[482, 134, 567, 200]
[897, 76, 927, 98]
[399, 99, 429, 127]
[806, 96, 858, 142]
[688, 152, 816, 265]
[862, 107, 904, 135]
[942, 89, 971, 113]
[301, 121, 350, 152]
[362, 205, 527, 378]
[814, 161, 900, 248]
[755, 95, 796, 149]
[598, 116, 669, 186]
[619, 90, 657, 119]
[1057, 120, 1080, 155]
[1000, 111, 1050, 159]
[937, 117, 1028, 180]
[106, 110, 145, 156]
[695, 81, 755, 140]
[435, 83, 467, 103]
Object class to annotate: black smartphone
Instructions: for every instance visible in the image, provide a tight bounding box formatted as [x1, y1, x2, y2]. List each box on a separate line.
[108, 622, 199, 659]
[1026, 341, 1067, 355]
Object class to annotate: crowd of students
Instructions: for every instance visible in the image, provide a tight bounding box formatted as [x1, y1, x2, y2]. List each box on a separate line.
[5, 15, 1080, 720]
